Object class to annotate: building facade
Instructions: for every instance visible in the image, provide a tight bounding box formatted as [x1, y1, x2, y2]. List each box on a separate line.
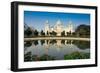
[44, 20, 75, 36]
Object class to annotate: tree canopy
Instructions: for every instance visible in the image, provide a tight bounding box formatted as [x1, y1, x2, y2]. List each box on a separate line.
[75, 24, 90, 37]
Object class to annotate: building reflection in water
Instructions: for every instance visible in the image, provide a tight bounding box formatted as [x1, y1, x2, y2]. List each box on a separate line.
[24, 40, 90, 50]
[24, 39, 90, 61]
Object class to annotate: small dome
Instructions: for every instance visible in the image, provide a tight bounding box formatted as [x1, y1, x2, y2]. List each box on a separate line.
[45, 20, 49, 27]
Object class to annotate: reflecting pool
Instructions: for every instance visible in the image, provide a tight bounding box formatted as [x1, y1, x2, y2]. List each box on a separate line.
[24, 39, 90, 62]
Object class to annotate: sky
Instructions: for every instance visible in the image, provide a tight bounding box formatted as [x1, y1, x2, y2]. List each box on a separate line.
[24, 11, 90, 31]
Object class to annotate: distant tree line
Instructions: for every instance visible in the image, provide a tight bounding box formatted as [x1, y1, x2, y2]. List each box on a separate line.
[24, 24, 90, 38]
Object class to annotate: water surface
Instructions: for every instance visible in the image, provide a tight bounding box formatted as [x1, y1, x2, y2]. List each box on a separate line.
[24, 39, 90, 62]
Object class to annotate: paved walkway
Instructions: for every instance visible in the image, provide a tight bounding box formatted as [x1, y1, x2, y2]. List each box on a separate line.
[24, 37, 90, 41]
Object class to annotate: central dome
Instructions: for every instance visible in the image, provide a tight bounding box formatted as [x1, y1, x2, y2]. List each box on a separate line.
[56, 20, 62, 25]
[54, 19, 63, 29]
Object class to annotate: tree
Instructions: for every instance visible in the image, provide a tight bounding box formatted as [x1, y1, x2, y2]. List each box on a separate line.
[47, 31, 49, 36]
[34, 29, 39, 36]
[72, 32, 76, 37]
[66, 31, 71, 37]
[52, 31, 57, 36]
[75, 24, 90, 38]
[49, 32, 52, 36]
[24, 27, 32, 37]
[40, 30, 45, 36]
[61, 31, 65, 36]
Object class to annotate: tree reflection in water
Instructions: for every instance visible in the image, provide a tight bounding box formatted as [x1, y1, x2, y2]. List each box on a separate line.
[49, 40, 57, 45]
[24, 40, 90, 49]
[24, 41, 32, 47]
[24, 39, 90, 61]
[73, 40, 90, 50]
[33, 40, 38, 46]
[61, 40, 65, 45]
[40, 40, 45, 45]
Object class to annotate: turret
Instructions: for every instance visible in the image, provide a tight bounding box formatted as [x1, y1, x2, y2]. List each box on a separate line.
[44, 20, 50, 35]
[68, 20, 74, 33]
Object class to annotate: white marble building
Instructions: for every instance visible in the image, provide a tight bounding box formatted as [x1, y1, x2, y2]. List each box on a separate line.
[44, 20, 75, 36]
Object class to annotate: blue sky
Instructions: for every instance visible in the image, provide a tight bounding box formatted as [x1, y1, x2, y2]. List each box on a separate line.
[24, 11, 90, 31]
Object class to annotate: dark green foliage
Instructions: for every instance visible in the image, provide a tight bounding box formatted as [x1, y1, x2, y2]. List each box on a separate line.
[64, 51, 90, 60]
[75, 24, 90, 38]
[61, 40, 65, 44]
[24, 52, 32, 62]
[40, 54, 55, 61]
[24, 53, 55, 61]
[40, 30, 45, 36]
[34, 29, 39, 36]
[40, 40, 45, 45]
[24, 41, 32, 47]
[31, 55, 40, 61]
[66, 40, 72, 44]
[49, 40, 57, 44]
[49, 31, 57, 36]
[52, 31, 57, 36]
[66, 31, 71, 37]
[73, 40, 90, 49]
[24, 27, 32, 37]
[33, 40, 38, 46]
[47, 31, 49, 35]
[61, 31, 65, 36]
